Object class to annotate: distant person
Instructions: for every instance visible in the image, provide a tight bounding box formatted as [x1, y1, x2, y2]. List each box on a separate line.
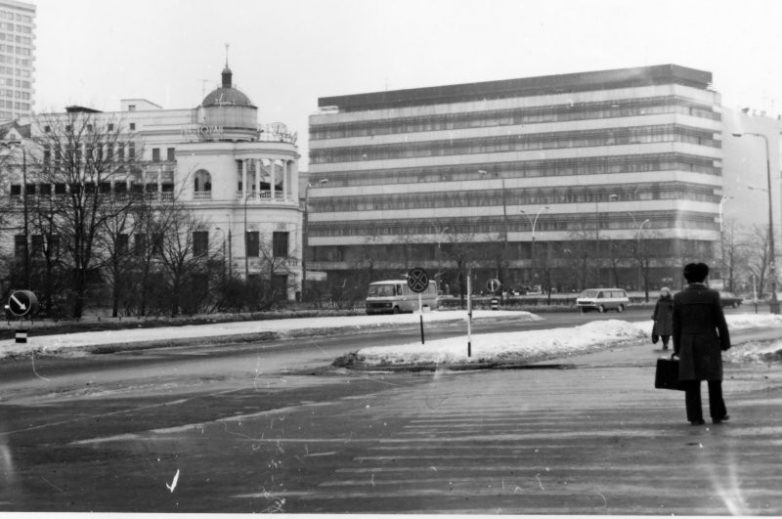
[672, 262, 731, 425]
[651, 287, 674, 350]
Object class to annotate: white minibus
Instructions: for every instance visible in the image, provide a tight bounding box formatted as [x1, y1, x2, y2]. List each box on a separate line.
[365, 279, 438, 315]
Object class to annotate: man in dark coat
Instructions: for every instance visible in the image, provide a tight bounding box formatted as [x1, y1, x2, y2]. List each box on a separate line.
[672, 262, 731, 425]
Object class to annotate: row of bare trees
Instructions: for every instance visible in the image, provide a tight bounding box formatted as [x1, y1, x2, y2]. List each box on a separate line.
[308, 217, 780, 308]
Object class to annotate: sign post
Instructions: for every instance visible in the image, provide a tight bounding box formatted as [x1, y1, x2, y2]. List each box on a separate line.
[407, 267, 429, 344]
[6, 290, 39, 344]
[467, 269, 473, 357]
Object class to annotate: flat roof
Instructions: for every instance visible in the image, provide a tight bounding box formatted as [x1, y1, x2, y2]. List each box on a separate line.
[318, 64, 712, 112]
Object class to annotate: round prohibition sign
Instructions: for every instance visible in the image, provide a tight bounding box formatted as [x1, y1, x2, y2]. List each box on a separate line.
[407, 267, 430, 293]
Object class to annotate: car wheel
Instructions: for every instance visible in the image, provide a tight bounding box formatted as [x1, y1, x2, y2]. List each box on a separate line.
[616, 304, 624, 313]
[598, 305, 606, 313]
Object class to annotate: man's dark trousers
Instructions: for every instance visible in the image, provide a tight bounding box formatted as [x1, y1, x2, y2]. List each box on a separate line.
[684, 380, 727, 422]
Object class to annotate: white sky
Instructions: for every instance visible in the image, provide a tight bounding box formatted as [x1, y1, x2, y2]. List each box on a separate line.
[31, 0, 782, 168]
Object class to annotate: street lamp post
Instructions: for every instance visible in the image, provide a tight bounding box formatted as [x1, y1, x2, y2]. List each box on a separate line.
[302, 178, 328, 301]
[732, 132, 779, 313]
[637, 218, 651, 301]
[520, 206, 549, 286]
[594, 193, 618, 287]
[215, 226, 226, 280]
[718, 195, 733, 291]
[479, 170, 508, 296]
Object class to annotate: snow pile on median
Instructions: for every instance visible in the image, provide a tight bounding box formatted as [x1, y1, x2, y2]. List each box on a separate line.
[724, 313, 782, 329]
[345, 313, 782, 368]
[347, 319, 647, 368]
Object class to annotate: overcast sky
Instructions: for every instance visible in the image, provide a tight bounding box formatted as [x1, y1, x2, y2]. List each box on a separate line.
[32, 0, 782, 168]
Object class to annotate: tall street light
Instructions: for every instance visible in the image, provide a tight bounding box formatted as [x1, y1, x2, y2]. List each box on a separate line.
[215, 226, 226, 280]
[718, 195, 733, 291]
[637, 218, 651, 301]
[479, 169, 508, 295]
[732, 132, 779, 313]
[302, 178, 328, 301]
[520, 206, 549, 287]
[622, 210, 649, 296]
[594, 193, 618, 287]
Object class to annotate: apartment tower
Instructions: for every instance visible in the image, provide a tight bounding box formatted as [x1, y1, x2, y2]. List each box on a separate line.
[0, 0, 34, 121]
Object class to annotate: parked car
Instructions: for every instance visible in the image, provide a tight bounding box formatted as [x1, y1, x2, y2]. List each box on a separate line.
[718, 291, 742, 308]
[576, 288, 629, 313]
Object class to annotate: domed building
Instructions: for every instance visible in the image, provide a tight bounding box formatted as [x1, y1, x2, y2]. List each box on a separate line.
[18, 63, 303, 304]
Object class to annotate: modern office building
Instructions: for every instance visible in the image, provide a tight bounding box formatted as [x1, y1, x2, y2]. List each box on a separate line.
[0, 0, 35, 121]
[1, 64, 303, 302]
[307, 64, 724, 295]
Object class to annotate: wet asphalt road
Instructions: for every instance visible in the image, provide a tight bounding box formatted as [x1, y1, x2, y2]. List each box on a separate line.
[1, 308, 781, 514]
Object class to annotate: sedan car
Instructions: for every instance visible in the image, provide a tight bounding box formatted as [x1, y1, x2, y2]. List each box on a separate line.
[718, 291, 743, 308]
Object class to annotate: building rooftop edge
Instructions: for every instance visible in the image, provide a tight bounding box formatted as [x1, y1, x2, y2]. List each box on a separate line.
[0, 0, 35, 12]
[318, 64, 713, 112]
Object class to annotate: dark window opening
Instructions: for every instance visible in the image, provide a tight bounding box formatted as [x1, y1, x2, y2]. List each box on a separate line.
[246, 231, 260, 257]
[273, 231, 289, 258]
[193, 231, 208, 256]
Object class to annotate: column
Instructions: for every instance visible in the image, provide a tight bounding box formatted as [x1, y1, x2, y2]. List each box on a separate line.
[242, 159, 247, 201]
[282, 160, 289, 201]
[157, 166, 162, 200]
[270, 159, 276, 202]
[253, 159, 263, 199]
[290, 160, 299, 202]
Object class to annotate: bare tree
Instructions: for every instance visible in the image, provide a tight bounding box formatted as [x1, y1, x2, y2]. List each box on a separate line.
[156, 202, 214, 317]
[97, 195, 137, 317]
[438, 224, 494, 307]
[28, 111, 141, 318]
[741, 224, 773, 298]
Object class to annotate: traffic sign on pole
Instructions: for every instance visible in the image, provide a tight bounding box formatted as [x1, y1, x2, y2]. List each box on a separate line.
[7, 290, 38, 318]
[407, 267, 429, 293]
[487, 278, 501, 293]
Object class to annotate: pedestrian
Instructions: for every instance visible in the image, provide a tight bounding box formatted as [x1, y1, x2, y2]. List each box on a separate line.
[651, 287, 673, 350]
[672, 262, 731, 426]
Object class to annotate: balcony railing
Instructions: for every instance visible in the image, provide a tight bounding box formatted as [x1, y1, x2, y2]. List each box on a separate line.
[236, 191, 293, 203]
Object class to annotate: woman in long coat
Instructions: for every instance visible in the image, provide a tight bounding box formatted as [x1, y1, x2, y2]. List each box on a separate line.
[651, 287, 674, 350]
[672, 263, 731, 425]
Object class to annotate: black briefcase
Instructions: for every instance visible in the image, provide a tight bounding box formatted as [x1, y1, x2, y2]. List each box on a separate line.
[655, 357, 686, 391]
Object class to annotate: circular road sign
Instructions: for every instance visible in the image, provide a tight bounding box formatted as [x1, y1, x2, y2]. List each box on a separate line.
[8, 290, 38, 318]
[487, 278, 502, 293]
[407, 267, 430, 293]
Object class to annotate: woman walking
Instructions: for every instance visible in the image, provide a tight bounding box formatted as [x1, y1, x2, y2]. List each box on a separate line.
[652, 287, 674, 350]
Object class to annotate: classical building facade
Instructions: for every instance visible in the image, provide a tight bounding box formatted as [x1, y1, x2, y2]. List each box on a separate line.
[0, 0, 34, 121]
[307, 64, 724, 294]
[1, 64, 302, 303]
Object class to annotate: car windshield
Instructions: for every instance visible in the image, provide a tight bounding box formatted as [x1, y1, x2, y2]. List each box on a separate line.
[367, 284, 396, 297]
[579, 290, 599, 298]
